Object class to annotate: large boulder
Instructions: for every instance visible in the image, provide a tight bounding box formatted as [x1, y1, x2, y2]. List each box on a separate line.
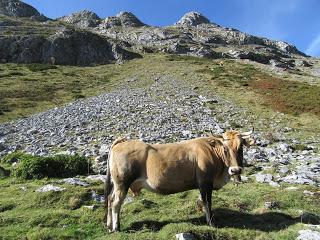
[175, 12, 210, 26]
[0, 0, 41, 18]
[58, 10, 101, 28]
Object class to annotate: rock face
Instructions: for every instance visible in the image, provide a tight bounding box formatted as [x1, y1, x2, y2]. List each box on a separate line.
[0, 28, 141, 65]
[58, 10, 101, 28]
[175, 11, 210, 26]
[0, 0, 40, 18]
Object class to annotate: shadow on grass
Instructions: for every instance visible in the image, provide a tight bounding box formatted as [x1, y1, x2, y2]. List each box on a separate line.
[126, 220, 171, 232]
[125, 208, 319, 232]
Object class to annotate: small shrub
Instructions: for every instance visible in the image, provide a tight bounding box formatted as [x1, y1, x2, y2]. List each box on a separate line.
[0, 165, 11, 178]
[1, 151, 26, 164]
[14, 154, 91, 179]
[73, 93, 86, 99]
[0, 203, 16, 212]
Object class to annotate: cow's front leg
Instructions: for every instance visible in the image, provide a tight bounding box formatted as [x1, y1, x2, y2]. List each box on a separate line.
[199, 182, 215, 226]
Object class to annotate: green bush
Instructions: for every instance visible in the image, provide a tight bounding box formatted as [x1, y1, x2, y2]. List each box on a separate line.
[10, 153, 91, 179]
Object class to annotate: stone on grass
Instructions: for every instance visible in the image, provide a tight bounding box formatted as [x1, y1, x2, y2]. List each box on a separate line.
[60, 178, 89, 186]
[91, 190, 104, 203]
[86, 175, 106, 182]
[36, 184, 65, 192]
[176, 232, 196, 240]
[269, 181, 280, 187]
[123, 196, 134, 205]
[83, 205, 97, 210]
[297, 230, 320, 240]
[255, 173, 273, 183]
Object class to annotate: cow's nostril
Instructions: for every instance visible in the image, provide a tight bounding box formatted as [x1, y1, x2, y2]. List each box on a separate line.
[231, 168, 242, 175]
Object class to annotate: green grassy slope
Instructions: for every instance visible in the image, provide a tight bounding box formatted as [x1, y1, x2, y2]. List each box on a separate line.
[0, 177, 319, 240]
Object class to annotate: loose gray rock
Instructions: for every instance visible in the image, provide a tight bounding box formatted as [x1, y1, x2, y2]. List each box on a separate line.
[91, 190, 104, 203]
[255, 173, 273, 183]
[86, 175, 106, 183]
[297, 230, 320, 240]
[123, 196, 134, 205]
[264, 201, 280, 209]
[176, 233, 196, 240]
[59, 178, 89, 186]
[36, 184, 65, 192]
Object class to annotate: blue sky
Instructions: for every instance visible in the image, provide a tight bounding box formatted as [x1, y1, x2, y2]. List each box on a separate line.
[23, 0, 320, 57]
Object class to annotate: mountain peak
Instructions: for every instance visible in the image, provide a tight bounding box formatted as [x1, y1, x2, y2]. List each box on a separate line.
[0, 0, 40, 18]
[58, 10, 101, 28]
[175, 11, 210, 26]
[115, 11, 145, 27]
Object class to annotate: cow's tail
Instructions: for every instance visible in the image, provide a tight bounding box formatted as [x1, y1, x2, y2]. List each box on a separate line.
[104, 137, 127, 224]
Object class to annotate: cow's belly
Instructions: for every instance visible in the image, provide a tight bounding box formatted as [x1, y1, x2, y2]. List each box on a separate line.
[130, 159, 196, 195]
[130, 176, 196, 195]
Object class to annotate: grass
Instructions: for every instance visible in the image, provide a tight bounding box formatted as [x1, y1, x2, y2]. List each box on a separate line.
[0, 176, 318, 240]
[195, 62, 320, 116]
[0, 59, 155, 122]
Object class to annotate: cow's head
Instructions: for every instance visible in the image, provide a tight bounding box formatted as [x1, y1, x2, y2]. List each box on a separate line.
[222, 129, 254, 178]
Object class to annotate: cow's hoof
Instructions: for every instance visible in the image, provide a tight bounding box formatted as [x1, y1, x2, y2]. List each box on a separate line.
[208, 219, 216, 227]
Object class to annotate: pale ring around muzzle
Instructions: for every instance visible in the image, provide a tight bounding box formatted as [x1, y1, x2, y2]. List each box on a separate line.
[228, 166, 243, 175]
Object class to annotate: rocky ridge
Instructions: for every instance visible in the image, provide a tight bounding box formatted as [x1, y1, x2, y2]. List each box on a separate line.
[0, 76, 319, 187]
[0, 0, 316, 71]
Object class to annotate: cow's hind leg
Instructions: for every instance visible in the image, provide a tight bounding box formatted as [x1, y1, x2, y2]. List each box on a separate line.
[199, 182, 214, 226]
[106, 191, 114, 231]
[111, 184, 128, 232]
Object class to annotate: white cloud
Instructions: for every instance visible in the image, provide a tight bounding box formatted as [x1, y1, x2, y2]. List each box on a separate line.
[305, 33, 320, 56]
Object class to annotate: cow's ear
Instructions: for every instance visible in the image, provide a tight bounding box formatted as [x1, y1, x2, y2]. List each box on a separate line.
[209, 139, 222, 147]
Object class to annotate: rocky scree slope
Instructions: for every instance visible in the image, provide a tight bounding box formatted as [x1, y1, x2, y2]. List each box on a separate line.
[0, 76, 319, 187]
[0, 0, 317, 71]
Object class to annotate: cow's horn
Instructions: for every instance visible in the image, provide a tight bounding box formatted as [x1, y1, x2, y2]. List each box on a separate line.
[241, 127, 254, 136]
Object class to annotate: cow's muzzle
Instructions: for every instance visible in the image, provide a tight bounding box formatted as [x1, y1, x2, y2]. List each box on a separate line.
[228, 166, 243, 176]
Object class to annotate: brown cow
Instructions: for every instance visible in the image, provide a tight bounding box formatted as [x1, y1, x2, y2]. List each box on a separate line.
[104, 130, 254, 232]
